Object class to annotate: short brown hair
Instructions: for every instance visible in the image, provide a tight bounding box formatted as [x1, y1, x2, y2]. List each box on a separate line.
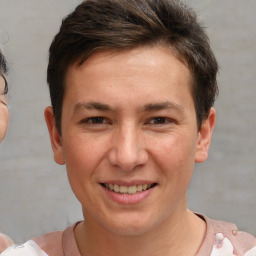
[48, 0, 218, 133]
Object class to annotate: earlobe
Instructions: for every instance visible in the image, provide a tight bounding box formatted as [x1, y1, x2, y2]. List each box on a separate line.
[44, 106, 65, 165]
[195, 107, 216, 163]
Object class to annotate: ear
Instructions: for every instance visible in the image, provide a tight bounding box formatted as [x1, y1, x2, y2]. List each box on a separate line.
[195, 107, 216, 163]
[44, 106, 65, 165]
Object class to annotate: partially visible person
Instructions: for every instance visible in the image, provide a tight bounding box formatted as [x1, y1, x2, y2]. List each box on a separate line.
[0, 50, 9, 142]
[0, 50, 13, 252]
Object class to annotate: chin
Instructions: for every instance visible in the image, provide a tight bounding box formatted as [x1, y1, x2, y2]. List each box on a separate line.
[101, 214, 160, 237]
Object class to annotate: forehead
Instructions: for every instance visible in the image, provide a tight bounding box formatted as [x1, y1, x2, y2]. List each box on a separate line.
[64, 46, 194, 106]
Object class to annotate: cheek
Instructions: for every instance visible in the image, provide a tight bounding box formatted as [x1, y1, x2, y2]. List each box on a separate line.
[149, 133, 197, 177]
[63, 139, 96, 203]
[62, 136, 111, 210]
[62, 135, 108, 179]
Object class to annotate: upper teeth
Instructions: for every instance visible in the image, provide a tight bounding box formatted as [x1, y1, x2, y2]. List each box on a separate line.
[105, 184, 152, 194]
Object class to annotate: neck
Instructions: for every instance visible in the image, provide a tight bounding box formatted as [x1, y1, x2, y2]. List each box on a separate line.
[75, 205, 206, 256]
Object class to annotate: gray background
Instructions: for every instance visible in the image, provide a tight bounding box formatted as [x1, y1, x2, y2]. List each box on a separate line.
[0, 0, 255, 243]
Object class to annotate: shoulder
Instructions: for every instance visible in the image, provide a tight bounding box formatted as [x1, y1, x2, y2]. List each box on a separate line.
[32, 230, 63, 256]
[198, 214, 256, 256]
[0, 240, 48, 256]
[0, 230, 63, 256]
[33, 222, 81, 255]
[0, 234, 13, 253]
[0, 223, 80, 256]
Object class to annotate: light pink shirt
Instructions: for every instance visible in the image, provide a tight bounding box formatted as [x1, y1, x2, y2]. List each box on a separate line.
[2, 215, 256, 255]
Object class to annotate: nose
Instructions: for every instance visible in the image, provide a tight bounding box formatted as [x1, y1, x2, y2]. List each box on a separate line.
[107, 124, 148, 172]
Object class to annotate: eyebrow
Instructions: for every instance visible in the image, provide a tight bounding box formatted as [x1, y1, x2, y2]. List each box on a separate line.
[74, 101, 184, 114]
[74, 101, 114, 113]
[143, 102, 184, 113]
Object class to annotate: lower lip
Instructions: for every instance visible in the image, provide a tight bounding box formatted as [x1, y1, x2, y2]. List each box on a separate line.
[102, 186, 155, 205]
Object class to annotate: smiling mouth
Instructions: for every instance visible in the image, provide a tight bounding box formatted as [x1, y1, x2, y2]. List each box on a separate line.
[101, 183, 157, 195]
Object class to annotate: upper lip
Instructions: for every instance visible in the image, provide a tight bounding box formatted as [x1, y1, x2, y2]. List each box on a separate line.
[100, 180, 157, 186]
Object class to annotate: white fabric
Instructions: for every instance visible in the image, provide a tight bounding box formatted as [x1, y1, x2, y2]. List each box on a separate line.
[244, 246, 256, 256]
[0, 240, 48, 256]
[210, 232, 256, 256]
[210, 234, 236, 256]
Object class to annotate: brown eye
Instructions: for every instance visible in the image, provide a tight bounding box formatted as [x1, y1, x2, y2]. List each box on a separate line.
[152, 117, 167, 124]
[85, 117, 106, 124]
[147, 117, 175, 126]
[148, 117, 171, 125]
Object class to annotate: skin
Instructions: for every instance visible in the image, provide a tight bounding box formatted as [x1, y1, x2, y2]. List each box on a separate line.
[0, 75, 8, 143]
[45, 45, 216, 256]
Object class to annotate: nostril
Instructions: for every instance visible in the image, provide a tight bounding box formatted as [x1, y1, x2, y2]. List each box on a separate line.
[108, 147, 148, 172]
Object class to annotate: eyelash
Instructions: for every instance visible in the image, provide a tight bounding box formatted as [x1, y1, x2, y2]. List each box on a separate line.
[147, 117, 174, 125]
[83, 117, 109, 124]
[82, 116, 174, 126]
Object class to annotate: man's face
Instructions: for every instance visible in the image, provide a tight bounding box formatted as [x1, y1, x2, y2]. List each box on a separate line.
[46, 45, 215, 236]
[0, 75, 8, 143]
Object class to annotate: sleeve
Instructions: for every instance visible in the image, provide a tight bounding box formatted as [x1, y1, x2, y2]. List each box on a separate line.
[0, 240, 49, 256]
